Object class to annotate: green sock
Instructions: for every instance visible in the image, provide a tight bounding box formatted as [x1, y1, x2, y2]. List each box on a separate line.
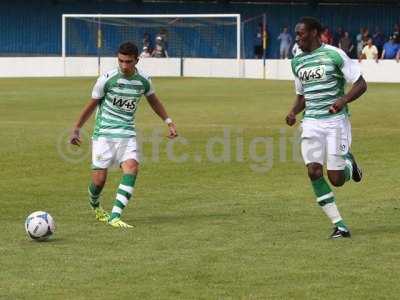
[311, 177, 335, 206]
[88, 183, 103, 208]
[335, 220, 349, 231]
[110, 174, 137, 221]
[311, 177, 347, 229]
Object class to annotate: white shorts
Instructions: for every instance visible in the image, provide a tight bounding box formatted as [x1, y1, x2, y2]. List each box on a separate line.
[92, 137, 139, 170]
[300, 115, 352, 170]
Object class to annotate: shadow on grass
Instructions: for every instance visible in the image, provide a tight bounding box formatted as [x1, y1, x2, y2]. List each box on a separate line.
[354, 224, 400, 236]
[23, 237, 65, 244]
[134, 212, 240, 225]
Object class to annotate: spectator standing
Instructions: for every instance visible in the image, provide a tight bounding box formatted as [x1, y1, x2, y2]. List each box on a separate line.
[152, 28, 169, 58]
[395, 33, 400, 44]
[140, 46, 151, 58]
[360, 38, 378, 62]
[356, 28, 365, 58]
[339, 32, 354, 58]
[372, 27, 385, 58]
[254, 23, 263, 58]
[291, 40, 301, 57]
[158, 29, 168, 47]
[363, 28, 371, 40]
[392, 24, 400, 37]
[254, 23, 268, 58]
[142, 32, 152, 52]
[152, 36, 168, 58]
[333, 27, 344, 47]
[277, 27, 292, 59]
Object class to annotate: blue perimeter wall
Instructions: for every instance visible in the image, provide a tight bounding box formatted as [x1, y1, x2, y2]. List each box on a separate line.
[0, 1, 399, 58]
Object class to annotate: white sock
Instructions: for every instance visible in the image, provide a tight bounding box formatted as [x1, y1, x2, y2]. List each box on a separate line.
[321, 202, 343, 224]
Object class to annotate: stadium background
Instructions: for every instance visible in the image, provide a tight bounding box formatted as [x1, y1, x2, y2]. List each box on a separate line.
[1, 1, 400, 299]
[1, 0, 399, 58]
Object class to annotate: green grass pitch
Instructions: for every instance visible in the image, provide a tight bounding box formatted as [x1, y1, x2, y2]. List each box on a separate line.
[0, 77, 399, 299]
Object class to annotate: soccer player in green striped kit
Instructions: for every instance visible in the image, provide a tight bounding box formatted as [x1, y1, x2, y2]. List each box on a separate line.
[286, 18, 367, 238]
[70, 42, 178, 228]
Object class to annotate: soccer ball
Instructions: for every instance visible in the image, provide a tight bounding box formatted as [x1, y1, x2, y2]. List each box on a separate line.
[25, 211, 55, 241]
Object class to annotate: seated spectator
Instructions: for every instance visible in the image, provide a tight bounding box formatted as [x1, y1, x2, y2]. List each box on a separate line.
[360, 38, 378, 62]
[339, 32, 354, 57]
[381, 35, 400, 61]
[320, 27, 333, 45]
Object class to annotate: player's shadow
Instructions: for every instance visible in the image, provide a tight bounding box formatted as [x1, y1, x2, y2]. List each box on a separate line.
[136, 212, 239, 225]
[353, 225, 400, 236]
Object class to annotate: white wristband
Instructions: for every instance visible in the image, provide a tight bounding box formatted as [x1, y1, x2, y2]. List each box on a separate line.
[164, 117, 173, 125]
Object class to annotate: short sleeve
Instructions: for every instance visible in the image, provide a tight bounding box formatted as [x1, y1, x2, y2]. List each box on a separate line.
[91, 74, 108, 99]
[361, 46, 367, 55]
[291, 58, 304, 95]
[145, 77, 155, 97]
[337, 48, 361, 84]
[294, 76, 304, 95]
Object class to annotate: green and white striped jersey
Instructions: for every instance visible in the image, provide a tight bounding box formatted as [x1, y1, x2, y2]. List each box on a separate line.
[291, 44, 361, 119]
[91, 68, 154, 139]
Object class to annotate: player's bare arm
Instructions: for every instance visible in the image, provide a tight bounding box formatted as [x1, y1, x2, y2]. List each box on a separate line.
[329, 76, 367, 114]
[286, 94, 305, 126]
[70, 99, 99, 146]
[146, 93, 178, 139]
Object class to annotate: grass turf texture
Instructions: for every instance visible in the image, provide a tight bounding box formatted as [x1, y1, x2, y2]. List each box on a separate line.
[0, 77, 399, 299]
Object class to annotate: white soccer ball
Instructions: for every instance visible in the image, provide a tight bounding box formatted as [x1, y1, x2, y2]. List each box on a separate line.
[25, 211, 55, 241]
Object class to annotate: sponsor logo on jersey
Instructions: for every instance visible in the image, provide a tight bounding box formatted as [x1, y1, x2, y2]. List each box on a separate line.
[112, 96, 137, 112]
[298, 66, 326, 83]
